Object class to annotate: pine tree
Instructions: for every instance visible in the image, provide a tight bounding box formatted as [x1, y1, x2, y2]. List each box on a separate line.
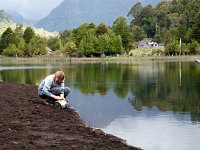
[23, 27, 35, 44]
[0, 27, 15, 54]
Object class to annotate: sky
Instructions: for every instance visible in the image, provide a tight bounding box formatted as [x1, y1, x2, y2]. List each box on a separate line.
[0, 0, 63, 21]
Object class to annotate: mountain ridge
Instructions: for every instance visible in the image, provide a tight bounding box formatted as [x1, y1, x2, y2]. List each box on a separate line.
[0, 10, 11, 22]
[36, 0, 161, 32]
[0, 10, 58, 38]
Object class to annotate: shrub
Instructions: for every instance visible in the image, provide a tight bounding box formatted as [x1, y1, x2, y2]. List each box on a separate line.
[2, 44, 24, 57]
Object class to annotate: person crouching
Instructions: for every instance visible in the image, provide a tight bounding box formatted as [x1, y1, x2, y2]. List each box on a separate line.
[38, 71, 70, 106]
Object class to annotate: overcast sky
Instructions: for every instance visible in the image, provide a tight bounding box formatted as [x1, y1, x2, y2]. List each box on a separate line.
[0, 0, 63, 20]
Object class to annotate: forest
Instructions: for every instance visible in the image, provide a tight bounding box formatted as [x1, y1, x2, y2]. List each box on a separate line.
[0, 0, 199, 57]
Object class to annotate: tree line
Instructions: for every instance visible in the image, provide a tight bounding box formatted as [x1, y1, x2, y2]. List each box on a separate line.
[0, 25, 46, 57]
[128, 0, 200, 55]
[0, 0, 200, 57]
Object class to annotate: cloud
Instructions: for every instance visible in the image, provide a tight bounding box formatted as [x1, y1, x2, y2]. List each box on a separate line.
[0, 0, 63, 20]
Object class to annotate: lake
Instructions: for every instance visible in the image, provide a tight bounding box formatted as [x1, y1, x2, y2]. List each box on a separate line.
[1, 59, 200, 150]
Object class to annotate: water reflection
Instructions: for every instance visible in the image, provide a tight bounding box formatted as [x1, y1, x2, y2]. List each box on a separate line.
[69, 87, 200, 150]
[0, 65, 59, 70]
[1, 61, 200, 150]
[104, 112, 199, 150]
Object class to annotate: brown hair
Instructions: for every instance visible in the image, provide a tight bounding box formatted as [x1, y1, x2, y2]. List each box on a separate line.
[55, 71, 65, 80]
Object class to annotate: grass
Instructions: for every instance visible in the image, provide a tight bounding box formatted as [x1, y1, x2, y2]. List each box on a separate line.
[128, 48, 164, 56]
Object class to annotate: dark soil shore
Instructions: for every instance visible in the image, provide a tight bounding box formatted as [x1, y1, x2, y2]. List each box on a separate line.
[0, 82, 142, 150]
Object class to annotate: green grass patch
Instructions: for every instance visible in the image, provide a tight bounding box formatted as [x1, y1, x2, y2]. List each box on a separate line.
[129, 48, 164, 56]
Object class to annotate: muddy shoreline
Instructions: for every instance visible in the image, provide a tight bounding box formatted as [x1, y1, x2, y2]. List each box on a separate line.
[0, 82, 142, 150]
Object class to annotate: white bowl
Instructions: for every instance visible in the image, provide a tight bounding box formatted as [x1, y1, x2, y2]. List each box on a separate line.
[54, 100, 68, 109]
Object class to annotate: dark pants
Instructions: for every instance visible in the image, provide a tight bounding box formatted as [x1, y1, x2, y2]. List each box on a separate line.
[39, 86, 70, 103]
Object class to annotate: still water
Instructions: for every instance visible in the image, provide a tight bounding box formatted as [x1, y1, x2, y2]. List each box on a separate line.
[1, 61, 200, 150]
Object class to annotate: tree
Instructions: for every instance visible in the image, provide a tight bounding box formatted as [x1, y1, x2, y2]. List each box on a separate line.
[78, 32, 97, 57]
[27, 36, 47, 56]
[188, 40, 199, 54]
[132, 26, 145, 42]
[167, 13, 182, 28]
[17, 38, 26, 53]
[14, 24, 24, 47]
[72, 23, 96, 46]
[59, 30, 73, 44]
[182, 0, 200, 28]
[63, 41, 78, 56]
[2, 44, 24, 57]
[165, 40, 179, 55]
[130, 5, 156, 37]
[154, 23, 162, 43]
[98, 34, 110, 55]
[97, 33, 122, 56]
[23, 27, 35, 44]
[112, 35, 123, 55]
[177, 17, 188, 42]
[0, 27, 16, 53]
[112, 17, 132, 50]
[47, 36, 61, 51]
[155, 1, 171, 28]
[190, 12, 200, 43]
[96, 23, 109, 36]
[128, 2, 143, 18]
[160, 28, 177, 45]
[14, 24, 24, 38]
[181, 43, 189, 55]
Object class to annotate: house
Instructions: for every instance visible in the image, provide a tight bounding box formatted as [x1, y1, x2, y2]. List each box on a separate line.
[46, 47, 53, 54]
[138, 40, 164, 49]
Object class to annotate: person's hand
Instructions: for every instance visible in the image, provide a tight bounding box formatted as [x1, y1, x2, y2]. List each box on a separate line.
[53, 95, 64, 100]
[57, 97, 65, 101]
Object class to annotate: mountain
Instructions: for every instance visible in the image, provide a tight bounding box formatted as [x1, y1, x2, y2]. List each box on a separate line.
[0, 10, 15, 34]
[7, 11, 24, 23]
[36, 0, 161, 32]
[0, 10, 11, 22]
[0, 10, 58, 38]
[6, 11, 37, 25]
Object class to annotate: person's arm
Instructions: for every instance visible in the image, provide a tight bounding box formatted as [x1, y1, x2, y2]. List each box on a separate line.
[41, 76, 61, 100]
[51, 94, 63, 100]
[46, 80, 63, 100]
[59, 81, 65, 99]
[40, 78, 52, 97]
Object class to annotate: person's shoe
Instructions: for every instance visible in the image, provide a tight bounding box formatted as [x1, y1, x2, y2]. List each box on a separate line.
[54, 101, 62, 109]
[43, 100, 53, 106]
[47, 98, 55, 104]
